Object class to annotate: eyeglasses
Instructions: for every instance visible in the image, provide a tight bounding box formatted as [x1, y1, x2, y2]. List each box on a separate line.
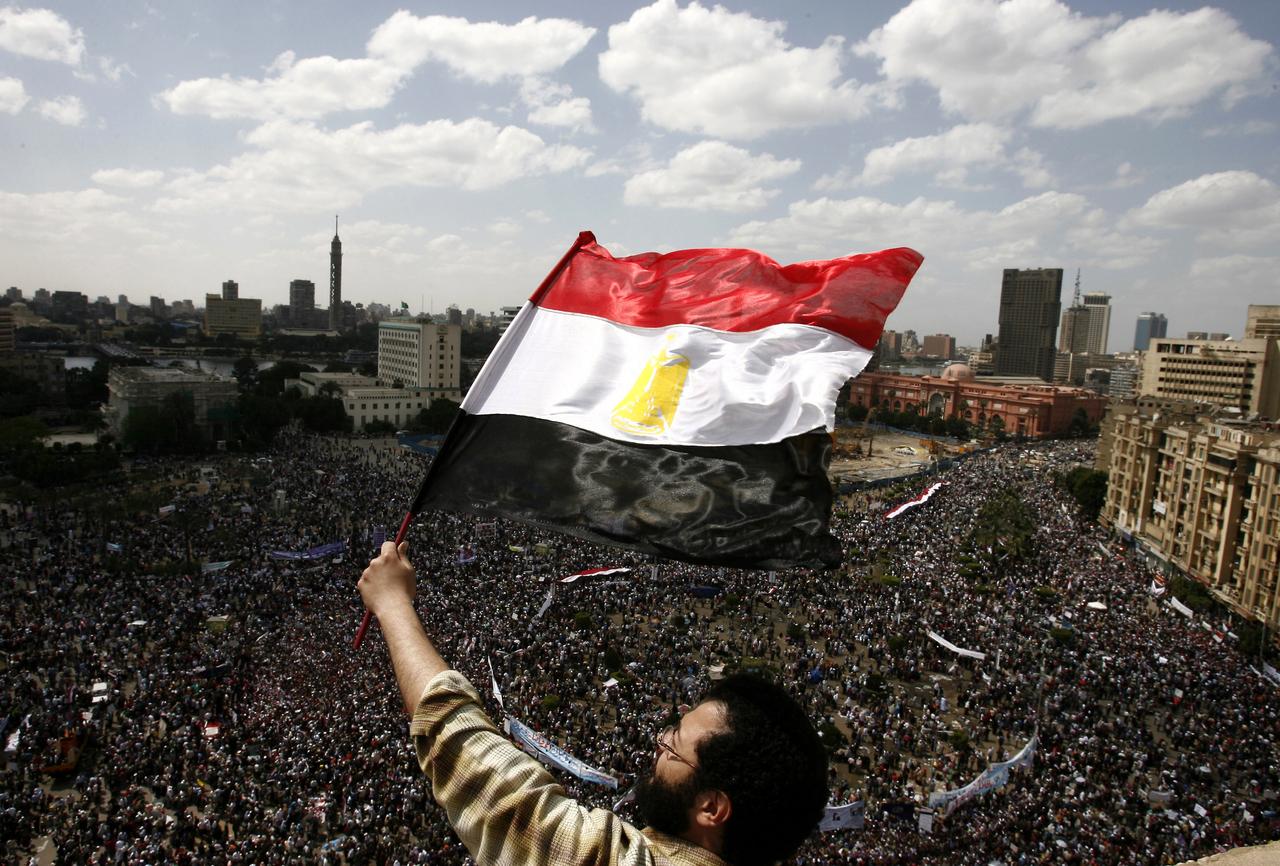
[656, 724, 698, 769]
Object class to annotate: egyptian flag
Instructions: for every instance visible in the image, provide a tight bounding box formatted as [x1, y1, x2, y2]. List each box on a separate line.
[414, 232, 921, 569]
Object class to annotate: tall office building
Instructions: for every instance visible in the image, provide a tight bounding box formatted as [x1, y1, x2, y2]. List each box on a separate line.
[221, 280, 238, 301]
[1246, 305, 1280, 342]
[922, 334, 955, 359]
[329, 218, 343, 332]
[1059, 305, 1091, 353]
[377, 321, 461, 390]
[1134, 312, 1167, 351]
[995, 268, 1063, 380]
[289, 279, 315, 326]
[1081, 292, 1111, 354]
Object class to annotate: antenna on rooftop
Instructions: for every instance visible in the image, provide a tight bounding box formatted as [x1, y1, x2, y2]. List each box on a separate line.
[335, 214, 339, 236]
[1072, 268, 1081, 307]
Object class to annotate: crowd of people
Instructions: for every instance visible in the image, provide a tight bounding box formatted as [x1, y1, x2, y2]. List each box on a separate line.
[1, 428, 1277, 865]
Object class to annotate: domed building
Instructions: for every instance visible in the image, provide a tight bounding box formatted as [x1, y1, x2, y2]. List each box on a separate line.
[939, 363, 976, 383]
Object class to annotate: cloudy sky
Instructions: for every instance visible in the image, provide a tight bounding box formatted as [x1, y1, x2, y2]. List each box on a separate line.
[2, 0, 1276, 347]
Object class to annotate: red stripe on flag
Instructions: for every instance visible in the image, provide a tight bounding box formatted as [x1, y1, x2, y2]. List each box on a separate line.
[535, 237, 923, 350]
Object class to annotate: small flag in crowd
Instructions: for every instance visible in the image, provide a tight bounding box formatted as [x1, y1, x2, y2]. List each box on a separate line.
[410, 231, 920, 570]
[559, 566, 631, 584]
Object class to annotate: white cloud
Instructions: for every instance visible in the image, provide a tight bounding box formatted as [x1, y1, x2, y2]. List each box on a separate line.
[367, 11, 595, 84]
[0, 5, 84, 65]
[0, 188, 136, 244]
[153, 118, 591, 214]
[1202, 120, 1277, 139]
[859, 0, 1272, 129]
[1188, 254, 1279, 292]
[599, 0, 881, 140]
[520, 77, 594, 133]
[160, 11, 596, 124]
[1126, 171, 1280, 248]
[92, 168, 165, 189]
[37, 94, 85, 125]
[159, 52, 409, 121]
[820, 123, 1051, 190]
[97, 56, 132, 82]
[0, 75, 27, 114]
[624, 140, 799, 211]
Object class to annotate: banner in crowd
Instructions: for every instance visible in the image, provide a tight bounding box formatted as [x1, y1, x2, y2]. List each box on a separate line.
[504, 716, 619, 789]
[532, 587, 555, 622]
[487, 656, 504, 710]
[1148, 578, 1166, 597]
[927, 630, 986, 661]
[819, 800, 865, 831]
[372, 527, 385, 550]
[106, 542, 122, 553]
[457, 545, 478, 565]
[929, 735, 1037, 817]
[1262, 663, 1280, 688]
[560, 566, 631, 584]
[268, 541, 347, 561]
[885, 481, 945, 520]
[1169, 597, 1194, 618]
[201, 561, 234, 573]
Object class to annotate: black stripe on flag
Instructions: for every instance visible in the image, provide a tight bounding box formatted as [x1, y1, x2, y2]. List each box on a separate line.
[417, 412, 840, 570]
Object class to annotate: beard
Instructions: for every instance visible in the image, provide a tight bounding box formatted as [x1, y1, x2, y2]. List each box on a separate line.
[633, 770, 701, 837]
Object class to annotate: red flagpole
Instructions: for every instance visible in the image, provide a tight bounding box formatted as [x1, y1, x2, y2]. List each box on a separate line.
[352, 231, 594, 650]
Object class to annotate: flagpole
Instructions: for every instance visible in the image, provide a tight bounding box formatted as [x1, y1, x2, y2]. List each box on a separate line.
[352, 231, 595, 650]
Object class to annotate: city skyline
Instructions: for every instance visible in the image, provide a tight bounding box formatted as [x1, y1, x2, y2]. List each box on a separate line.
[2, 0, 1277, 345]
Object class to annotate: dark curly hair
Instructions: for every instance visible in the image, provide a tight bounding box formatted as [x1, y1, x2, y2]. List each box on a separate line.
[693, 674, 828, 866]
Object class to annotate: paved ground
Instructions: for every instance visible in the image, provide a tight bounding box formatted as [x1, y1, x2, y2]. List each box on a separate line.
[1177, 841, 1280, 865]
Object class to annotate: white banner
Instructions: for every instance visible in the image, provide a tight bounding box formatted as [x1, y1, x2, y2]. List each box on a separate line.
[927, 630, 986, 661]
[819, 800, 865, 832]
[1148, 580, 1166, 597]
[504, 716, 619, 790]
[487, 656, 504, 711]
[532, 587, 555, 622]
[1169, 597, 1194, 618]
[886, 482, 945, 520]
[929, 735, 1037, 817]
[1264, 663, 1280, 688]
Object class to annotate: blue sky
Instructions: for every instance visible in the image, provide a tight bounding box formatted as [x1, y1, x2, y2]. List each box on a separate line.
[1, 0, 1276, 347]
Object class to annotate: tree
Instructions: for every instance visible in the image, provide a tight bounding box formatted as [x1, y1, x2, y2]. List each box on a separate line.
[294, 395, 349, 433]
[232, 356, 259, 393]
[0, 415, 48, 452]
[411, 398, 459, 434]
[1067, 407, 1093, 438]
[318, 380, 342, 399]
[122, 390, 202, 453]
[0, 368, 41, 417]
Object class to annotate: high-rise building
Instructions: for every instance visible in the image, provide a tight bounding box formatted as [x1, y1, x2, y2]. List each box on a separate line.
[922, 334, 955, 359]
[879, 330, 903, 360]
[150, 296, 167, 319]
[1059, 305, 1090, 353]
[1245, 305, 1280, 341]
[5, 287, 20, 301]
[377, 321, 461, 391]
[1133, 312, 1167, 352]
[996, 268, 1062, 381]
[221, 280, 238, 301]
[329, 218, 343, 332]
[1081, 292, 1111, 354]
[289, 279, 316, 326]
[1138, 337, 1279, 418]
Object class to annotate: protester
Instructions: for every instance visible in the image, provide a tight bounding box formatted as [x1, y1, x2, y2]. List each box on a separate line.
[1, 430, 1276, 865]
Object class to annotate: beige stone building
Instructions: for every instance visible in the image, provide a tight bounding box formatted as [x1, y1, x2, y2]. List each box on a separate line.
[104, 366, 239, 442]
[287, 370, 458, 432]
[1245, 304, 1280, 342]
[1138, 337, 1278, 418]
[1098, 400, 1280, 630]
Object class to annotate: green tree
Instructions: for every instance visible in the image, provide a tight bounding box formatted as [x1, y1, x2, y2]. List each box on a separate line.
[294, 395, 349, 433]
[411, 398, 460, 434]
[0, 368, 41, 417]
[232, 356, 259, 393]
[0, 415, 48, 451]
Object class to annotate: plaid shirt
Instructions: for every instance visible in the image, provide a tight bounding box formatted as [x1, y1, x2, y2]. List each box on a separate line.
[411, 670, 729, 866]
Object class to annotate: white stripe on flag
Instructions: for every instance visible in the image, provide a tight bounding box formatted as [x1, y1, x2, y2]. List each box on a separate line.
[461, 305, 871, 447]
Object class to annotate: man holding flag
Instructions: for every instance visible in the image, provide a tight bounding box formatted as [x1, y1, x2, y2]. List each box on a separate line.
[359, 540, 829, 866]
[356, 233, 921, 864]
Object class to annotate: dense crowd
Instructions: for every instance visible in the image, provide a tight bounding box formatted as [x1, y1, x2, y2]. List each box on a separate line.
[1, 428, 1277, 865]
